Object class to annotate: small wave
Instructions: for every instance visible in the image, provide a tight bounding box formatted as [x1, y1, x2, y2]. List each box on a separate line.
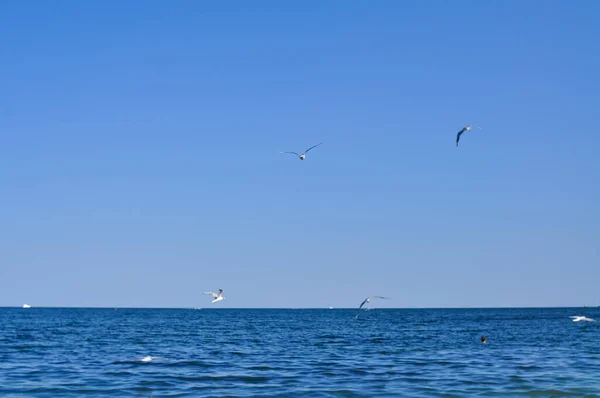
[522, 389, 585, 397]
[246, 365, 277, 371]
[165, 360, 211, 368]
[314, 341, 346, 347]
[317, 334, 345, 339]
[170, 375, 271, 383]
[517, 365, 539, 371]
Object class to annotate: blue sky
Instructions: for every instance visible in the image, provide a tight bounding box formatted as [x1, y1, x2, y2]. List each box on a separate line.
[1, 1, 598, 308]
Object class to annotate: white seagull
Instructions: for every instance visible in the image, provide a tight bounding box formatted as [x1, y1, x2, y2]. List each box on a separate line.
[204, 288, 225, 304]
[456, 124, 481, 147]
[355, 296, 389, 319]
[569, 316, 595, 322]
[281, 143, 322, 160]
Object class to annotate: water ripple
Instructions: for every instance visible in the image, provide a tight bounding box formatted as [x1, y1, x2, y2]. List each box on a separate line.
[1, 308, 599, 397]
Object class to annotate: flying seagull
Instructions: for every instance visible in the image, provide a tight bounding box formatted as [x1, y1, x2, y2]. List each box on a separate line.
[355, 296, 389, 319]
[203, 288, 225, 303]
[281, 143, 322, 160]
[569, 316, 595, 322]
[456, 125, 481, 147]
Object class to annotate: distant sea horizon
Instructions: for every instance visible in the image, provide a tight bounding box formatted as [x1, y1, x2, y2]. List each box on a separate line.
[3, 305, 597, 309]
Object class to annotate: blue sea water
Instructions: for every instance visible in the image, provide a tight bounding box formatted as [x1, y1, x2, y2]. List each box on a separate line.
[0, 308, 599, 397]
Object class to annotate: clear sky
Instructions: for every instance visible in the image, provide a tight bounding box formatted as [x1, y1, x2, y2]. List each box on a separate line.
[1, 1, 598, 308]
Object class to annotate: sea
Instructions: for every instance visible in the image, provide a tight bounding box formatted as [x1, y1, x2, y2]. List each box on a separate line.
[0, 307, 599, 397]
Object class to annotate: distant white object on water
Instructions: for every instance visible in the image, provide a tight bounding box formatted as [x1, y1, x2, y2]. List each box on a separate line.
[570, 316, 595, 322]
[203, 288, 225, 303]
[280, 143, 322, 160]
[329, 307, 333, 309]
[22, 304, 31, 308]
[141, 356, 159, 362]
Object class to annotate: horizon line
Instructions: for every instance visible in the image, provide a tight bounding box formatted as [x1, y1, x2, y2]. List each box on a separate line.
[3, 305, 597, 310]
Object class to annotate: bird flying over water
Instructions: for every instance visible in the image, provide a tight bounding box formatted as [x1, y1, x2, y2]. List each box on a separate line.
[280, 143, 322, 160]
[203, 289, 225, 303]
[456, 125, 472, 147]
[355, 296, 389, 319]
[569, 316, 594, 322]
[456, 124, 482, 147]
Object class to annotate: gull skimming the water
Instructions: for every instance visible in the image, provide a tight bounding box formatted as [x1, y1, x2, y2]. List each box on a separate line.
[569, 316, 595, 322]
[355, 296, 389, 319]
[456, 125, 481, 147]
[204, 289, 225, 304]
[281, 143, 322, 160]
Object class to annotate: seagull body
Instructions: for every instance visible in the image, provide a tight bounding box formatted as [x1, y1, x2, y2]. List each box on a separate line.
[204, 289, 225, 304]
[281, 143, 322, 160]
[355, 296, 389, 319]
[569, 316, 595, 322]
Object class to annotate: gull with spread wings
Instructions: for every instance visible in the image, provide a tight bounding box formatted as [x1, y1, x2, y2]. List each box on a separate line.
[569, 316, 594, 322]
[203, 288, 225, 304]
[280, 143, 322, 160]
[355, 296, 389, 319]
[456, 124, 482, 147]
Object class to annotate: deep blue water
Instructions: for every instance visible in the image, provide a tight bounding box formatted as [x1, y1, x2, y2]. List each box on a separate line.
[0, 308, 599, 397]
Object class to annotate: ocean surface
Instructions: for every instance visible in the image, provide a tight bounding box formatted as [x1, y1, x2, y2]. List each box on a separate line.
[0, 307, 599, 397]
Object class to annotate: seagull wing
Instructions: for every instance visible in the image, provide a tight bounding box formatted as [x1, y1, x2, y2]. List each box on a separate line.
[355, 297, 374, 319]
[370, 296, 389, 300]
[303, 143, 322, 154]
[281, 151, 300, 157]
[357, 297, 370, 310]
[203, 292, 218, 298]
[456, 128, 466, 147]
